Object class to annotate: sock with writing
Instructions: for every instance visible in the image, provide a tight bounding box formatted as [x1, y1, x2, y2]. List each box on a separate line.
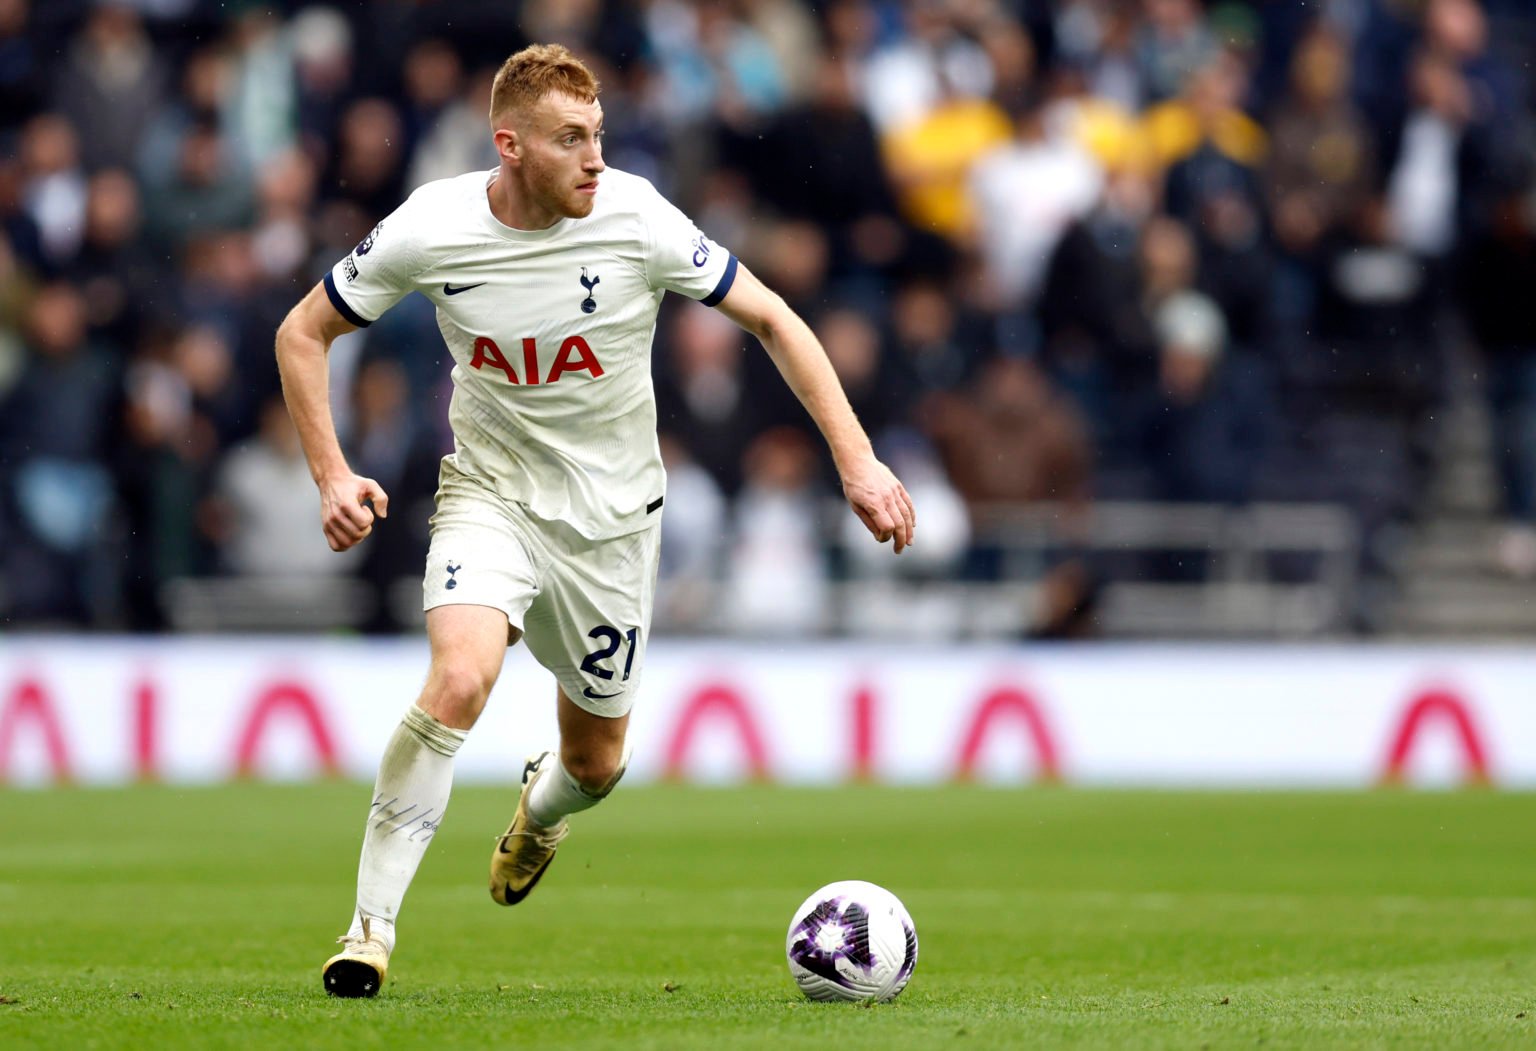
[348, 705, 467, 950]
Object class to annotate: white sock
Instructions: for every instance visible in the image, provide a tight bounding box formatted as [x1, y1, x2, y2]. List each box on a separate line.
[349, 705, 467, 951]
[526, 749, 626, 828]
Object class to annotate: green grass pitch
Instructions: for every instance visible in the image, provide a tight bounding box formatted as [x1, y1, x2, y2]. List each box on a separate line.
[2, 783, 1533, 1049]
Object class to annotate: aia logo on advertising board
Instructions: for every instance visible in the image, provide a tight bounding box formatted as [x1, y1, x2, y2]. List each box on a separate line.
[657, 681, 1062, 784]
[1378, 688, 1492, 786]
[0, 664, 1509, 787]
[0, 678, 342, 783]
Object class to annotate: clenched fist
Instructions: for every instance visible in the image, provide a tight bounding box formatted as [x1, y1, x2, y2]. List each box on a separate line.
[318, 473, 390, 552]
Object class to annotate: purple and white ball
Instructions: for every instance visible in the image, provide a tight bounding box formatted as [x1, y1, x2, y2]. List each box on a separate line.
[786, 880, 918, 1003]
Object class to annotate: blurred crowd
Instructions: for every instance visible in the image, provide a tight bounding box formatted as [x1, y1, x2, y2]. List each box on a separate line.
[2, 0, 1536, 634]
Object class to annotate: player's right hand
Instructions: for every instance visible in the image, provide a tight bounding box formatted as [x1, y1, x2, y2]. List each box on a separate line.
[318, 473, 389, 552]
[840, 453, 916, 554]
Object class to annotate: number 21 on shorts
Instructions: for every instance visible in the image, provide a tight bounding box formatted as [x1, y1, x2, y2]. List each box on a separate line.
[580, 625, 638, 682]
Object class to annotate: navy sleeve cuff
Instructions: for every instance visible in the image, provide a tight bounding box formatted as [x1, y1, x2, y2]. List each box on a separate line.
[700, 254, 739, 308]
[323, 271, 372, 328]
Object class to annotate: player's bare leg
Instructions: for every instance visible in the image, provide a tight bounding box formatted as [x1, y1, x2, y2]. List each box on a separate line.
[324, 604, 509, 997]
[489, 687, 629, 905]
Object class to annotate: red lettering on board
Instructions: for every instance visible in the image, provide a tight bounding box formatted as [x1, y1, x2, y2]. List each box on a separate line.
[663, 683, 769, 781]
[954, 686, 1061, 783]
[233, 682, 341, 778]
[0, 679, 73, 784]
[1380, 689, 1491, 786]
[851, 685, 877, 781]
[133, 680, 158, 782]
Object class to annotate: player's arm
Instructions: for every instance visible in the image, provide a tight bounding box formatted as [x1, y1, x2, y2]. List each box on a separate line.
[714, 264, 915, 553]
[274, 283, 389, 552]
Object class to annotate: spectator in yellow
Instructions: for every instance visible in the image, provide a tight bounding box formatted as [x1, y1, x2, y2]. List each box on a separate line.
[882, 72, 1012, 242]
[1142, 50, 1266, 172]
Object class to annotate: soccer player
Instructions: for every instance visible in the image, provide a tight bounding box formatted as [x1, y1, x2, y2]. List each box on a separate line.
[275, 44, 915, 998]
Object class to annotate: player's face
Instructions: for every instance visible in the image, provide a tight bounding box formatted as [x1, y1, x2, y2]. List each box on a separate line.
[521, 93, 605, 220]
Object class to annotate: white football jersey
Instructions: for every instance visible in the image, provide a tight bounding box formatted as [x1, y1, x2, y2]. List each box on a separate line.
[324, 167, 738, 539]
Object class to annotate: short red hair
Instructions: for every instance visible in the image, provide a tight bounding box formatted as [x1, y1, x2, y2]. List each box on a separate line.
[489, 44, 600, 125]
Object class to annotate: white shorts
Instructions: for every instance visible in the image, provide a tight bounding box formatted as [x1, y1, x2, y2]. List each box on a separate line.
[423, 454, 661, 718]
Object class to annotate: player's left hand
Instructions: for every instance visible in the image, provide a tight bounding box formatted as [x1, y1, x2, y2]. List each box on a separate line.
[840, 454, 916, 554]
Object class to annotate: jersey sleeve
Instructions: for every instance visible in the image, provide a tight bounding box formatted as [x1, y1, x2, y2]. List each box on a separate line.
[641, 183, 738, 306]
[323, 196, 430, 327]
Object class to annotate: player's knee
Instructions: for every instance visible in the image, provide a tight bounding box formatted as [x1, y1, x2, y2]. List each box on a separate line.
[561, 747, 626, 799]
[423, 661, 496, 723]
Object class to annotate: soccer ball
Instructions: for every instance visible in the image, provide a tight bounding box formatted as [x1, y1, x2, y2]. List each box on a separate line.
[785, 880, 918, 1002]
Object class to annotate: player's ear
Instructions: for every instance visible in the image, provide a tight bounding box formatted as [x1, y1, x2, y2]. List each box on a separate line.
[494, 127, 519, 164]
[493, 125, 520, 165]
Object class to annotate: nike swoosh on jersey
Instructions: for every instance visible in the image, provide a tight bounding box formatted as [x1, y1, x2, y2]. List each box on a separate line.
[582, 686, 623, 700]
[443, 282, 486, 295]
